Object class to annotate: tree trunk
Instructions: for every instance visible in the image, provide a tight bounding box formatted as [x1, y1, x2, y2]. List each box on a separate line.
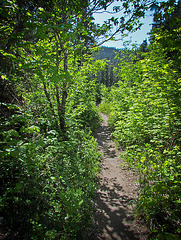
[59, 52, 68, 132]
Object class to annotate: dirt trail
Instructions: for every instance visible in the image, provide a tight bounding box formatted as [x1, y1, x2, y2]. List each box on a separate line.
[89, 114, 149, 240]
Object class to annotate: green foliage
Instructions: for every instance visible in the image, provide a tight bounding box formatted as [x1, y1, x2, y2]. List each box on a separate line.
[0, 1, 102, 238]
[1, 0, 180, 239]
[98, 101, 111, 115]
[98, 85, 113, 114]
[66, 75, 101, 133]
[94, 47, 121, 86]
[0, 105, 100, 239]
[101, 30, 181, 238]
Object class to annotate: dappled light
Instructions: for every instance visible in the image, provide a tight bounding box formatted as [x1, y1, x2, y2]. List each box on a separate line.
[89, 114, 149, 240]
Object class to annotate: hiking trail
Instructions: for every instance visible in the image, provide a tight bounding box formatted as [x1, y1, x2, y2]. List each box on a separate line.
[89, 113, 149, 240]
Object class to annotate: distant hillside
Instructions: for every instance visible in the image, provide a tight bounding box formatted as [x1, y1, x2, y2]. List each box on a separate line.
[93, 47, 122, 87]
[93, 41, 148, 87]
[94, 46, 121, 65]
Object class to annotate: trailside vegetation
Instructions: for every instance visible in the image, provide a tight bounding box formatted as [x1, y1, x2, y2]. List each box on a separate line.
[99, 2, 181, 238]
[0, 1, 102, 238]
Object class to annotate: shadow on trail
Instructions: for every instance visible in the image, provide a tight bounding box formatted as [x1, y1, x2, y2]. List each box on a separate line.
[89, 116, 143, 240]
[95, 125, 112, 145]
[95, 125, 117, 158]
[89, 181, 139, 240]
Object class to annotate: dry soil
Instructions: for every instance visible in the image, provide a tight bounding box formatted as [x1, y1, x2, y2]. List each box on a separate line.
[88, 113, 149, 240]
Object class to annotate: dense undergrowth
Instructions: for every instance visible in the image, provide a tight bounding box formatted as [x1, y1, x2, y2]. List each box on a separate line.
[99, 29, 181, 240]
[0, 29, 101, 239]
[0, 92, 101, 239]
[0, 1, 103, 238]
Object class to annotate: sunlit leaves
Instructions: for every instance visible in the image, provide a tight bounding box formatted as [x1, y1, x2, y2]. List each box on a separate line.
[99, 27, 181, 237]
[0, 1, 103, 238]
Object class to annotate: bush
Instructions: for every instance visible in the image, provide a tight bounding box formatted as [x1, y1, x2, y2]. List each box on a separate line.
[0, 104, 100, 239]
[101, 39, 181, 238]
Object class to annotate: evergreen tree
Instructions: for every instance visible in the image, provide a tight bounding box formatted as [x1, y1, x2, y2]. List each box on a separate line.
[139, 39, 148, 52]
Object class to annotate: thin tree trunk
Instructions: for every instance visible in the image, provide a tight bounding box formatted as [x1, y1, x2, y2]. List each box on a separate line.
[53, 14, 68, 135]
[59, 52, 68, 132]
[42, 80, 56, 116]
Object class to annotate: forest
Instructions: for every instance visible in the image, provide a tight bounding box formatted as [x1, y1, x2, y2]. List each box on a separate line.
[0, 0, 180, 239]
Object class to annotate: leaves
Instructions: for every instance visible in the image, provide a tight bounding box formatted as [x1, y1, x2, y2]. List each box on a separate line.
[0, 1, 103, 238]
[99, 26, 181, 237]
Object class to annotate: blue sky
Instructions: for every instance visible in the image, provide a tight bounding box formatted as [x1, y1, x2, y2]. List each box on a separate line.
[93, 5, 154, 48]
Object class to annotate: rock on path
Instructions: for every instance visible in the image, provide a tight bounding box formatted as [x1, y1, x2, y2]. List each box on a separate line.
[89, 114, 149, 240]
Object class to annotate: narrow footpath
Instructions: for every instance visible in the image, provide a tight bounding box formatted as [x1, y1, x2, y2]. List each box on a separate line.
[89, 114, 149, 240]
